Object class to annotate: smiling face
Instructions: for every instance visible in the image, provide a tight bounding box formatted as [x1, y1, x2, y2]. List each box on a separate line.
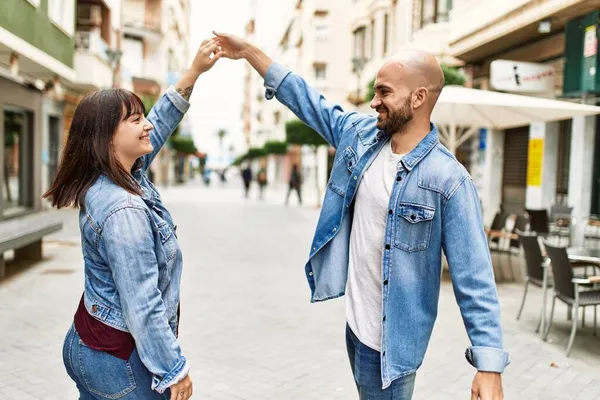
[370, 62, 416, 135]
[112, 111, 154, 164]
[111, 96, 154, 169]
[369, 50, 445, 135]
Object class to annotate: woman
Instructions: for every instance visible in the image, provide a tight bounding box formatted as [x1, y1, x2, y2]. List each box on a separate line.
[44, 39, 222, 399]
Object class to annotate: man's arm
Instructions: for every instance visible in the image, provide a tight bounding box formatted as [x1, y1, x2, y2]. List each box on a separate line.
[441, 177, 508, 399]
[215, 32, 360, 149]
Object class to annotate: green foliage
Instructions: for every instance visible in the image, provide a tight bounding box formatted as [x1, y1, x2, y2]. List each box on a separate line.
[365, 77, 375, 103]
[285, 119, 327, 147]
[246, 147, 267, 159]
[263, 140, 288, 155]
[169, 135, 197, 154]
[440, 64, 466, 86]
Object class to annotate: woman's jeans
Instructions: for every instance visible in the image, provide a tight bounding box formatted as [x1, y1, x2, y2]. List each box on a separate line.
[346, 324, 416, 400]
[63, 324, 171, 399]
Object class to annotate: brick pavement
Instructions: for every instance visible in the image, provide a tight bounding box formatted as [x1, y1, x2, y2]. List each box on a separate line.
[0, 181, 599, 399]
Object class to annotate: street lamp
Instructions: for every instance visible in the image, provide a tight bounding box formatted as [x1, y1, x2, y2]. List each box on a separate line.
[105, 48, 123, 88]
[352, 56, 368, 107]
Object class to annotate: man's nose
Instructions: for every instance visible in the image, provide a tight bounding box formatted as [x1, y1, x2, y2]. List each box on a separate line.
[370, 96, 380, 109]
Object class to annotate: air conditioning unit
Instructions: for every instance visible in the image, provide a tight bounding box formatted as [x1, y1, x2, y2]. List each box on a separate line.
[78, 4, 102, 27]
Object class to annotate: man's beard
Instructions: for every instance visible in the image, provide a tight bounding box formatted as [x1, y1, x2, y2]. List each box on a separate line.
[376, 96, 414, 135]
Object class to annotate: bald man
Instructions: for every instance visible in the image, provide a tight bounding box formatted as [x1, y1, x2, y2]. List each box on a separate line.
[215, 32, 508, 400]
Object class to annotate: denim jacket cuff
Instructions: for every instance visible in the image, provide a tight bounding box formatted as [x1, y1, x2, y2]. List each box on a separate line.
[151, 356, 190, 394]
[465, 346, 510, 373]
[165, 86, 191, 114]
[264, 62, 291, 100]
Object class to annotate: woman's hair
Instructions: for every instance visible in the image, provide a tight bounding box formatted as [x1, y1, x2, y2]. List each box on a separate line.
[43, 89, 147, 209]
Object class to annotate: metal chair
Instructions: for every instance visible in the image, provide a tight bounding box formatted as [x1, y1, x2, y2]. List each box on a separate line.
[543, 243, 600, 356]
[516, 231, 552, 333]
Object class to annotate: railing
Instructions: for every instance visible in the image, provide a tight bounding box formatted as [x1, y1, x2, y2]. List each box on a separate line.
[75, 31, 110, 64]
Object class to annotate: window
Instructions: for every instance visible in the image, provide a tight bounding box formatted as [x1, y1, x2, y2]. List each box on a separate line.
[383, 13, 389, 56]
[48, 0, 75, 35]
[314, 17, 329, 40]
[3, 106, 34, 216]
[314, 64, 327, 80]
[353, 26, 367, 59]
[274, 111, 281, 125]
[370, 18, 375, 59]
[122, 37, 144, 78]
[420, 0, 452, 28]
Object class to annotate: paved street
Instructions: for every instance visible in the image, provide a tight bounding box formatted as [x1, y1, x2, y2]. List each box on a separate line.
[1, 180, 599, 400]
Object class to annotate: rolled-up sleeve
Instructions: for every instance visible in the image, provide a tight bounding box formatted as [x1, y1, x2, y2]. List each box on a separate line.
[99, 206, 189, 393]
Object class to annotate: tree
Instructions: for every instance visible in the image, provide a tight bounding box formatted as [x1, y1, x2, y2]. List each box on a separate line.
[216, 129, 227, 150]
[263, 140, 288, 155]
[285, 119, 328, 207]
[169, 135, 198, 154]
[364, 64, 466, 102]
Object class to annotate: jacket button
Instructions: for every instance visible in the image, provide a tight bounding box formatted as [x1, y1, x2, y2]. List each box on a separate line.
[354, 176, 358, 180]
[388, 209, 393, 215]
[308, 271, 313, 276]
[385, 244, 391, 250]
[382, 316, 386, 322]
[396, 176, 402, 182]
[383, 280, 388, 285]
[91, 305, 98, 313]
[411, 215, 416, 220]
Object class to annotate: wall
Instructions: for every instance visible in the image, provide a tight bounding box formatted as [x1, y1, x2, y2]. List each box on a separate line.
[0, 0, 74, 67]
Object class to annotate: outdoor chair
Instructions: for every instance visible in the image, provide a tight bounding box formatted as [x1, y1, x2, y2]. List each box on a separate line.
[516, 231, 551, 333]
[543, 243, 600, 356]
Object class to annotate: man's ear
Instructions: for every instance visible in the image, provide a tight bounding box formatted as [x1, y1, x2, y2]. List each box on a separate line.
[412, 87, 428, 109]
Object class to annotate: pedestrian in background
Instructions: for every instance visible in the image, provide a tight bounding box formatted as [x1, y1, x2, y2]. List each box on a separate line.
[257, 166, 268, 200]
[285, 164, 302, 205]
[241, 164, 252, 198]
[43, 38, 223, 400]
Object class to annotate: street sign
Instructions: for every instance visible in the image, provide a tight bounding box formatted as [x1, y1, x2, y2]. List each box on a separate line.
[490, 60, 555, 93]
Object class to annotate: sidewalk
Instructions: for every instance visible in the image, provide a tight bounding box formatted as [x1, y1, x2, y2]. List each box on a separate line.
[0, 180, 599, 399]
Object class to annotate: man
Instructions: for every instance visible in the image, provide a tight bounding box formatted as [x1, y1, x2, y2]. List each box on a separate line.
[285, 164, 302, 206]
[241, 164, 252, 198]
[214, 32, 509, 400]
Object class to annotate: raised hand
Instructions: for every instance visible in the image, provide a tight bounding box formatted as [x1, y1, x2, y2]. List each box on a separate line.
[190, 38, 223, 74]
[212, 31, 250, 60]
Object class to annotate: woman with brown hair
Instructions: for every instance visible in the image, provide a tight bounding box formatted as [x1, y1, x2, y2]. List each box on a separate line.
[44, 39, 222, 400]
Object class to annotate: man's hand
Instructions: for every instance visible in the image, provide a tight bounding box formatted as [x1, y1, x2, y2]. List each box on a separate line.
[471, 372, 503, 400]
[213, 31, 250, 60]
[213, 31, 273, 77]
[169, 375, 193, 400]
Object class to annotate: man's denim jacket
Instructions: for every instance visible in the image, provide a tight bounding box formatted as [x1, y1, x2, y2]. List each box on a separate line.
[264, 62, 510, 388]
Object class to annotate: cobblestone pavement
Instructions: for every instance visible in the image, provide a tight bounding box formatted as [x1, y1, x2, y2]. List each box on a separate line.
[0, 181, 599, 399]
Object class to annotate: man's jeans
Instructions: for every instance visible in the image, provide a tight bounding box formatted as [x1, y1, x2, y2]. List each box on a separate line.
[63, 324, 171, 399]
[346, 325, 416, 400]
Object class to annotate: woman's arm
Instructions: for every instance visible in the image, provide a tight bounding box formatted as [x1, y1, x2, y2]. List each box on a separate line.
[141, 39, 223, 170]
[99, 206, 187, 394]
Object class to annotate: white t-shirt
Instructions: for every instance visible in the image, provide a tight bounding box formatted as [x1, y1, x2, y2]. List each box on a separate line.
[345, 140, 404, 351]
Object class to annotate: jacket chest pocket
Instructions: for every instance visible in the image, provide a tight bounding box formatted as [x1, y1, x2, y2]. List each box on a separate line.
[393, 203, 435, 252]
[157, 222, 178, 262]
[328, 146, 357, 197]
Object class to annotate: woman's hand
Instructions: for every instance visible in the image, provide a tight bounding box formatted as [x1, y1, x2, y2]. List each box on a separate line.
[190, 38, 223, 74]
[169, 375, 193, 400]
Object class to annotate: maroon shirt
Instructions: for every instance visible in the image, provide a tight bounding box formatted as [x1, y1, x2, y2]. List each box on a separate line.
[74, 295, 181, 360]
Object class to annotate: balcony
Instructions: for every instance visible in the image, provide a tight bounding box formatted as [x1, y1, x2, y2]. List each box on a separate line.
[123, 0, 163, 43]
[72, 31, 113, 90]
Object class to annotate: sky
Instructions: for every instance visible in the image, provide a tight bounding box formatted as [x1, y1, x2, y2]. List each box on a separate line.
[187, 0, 295, 158]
